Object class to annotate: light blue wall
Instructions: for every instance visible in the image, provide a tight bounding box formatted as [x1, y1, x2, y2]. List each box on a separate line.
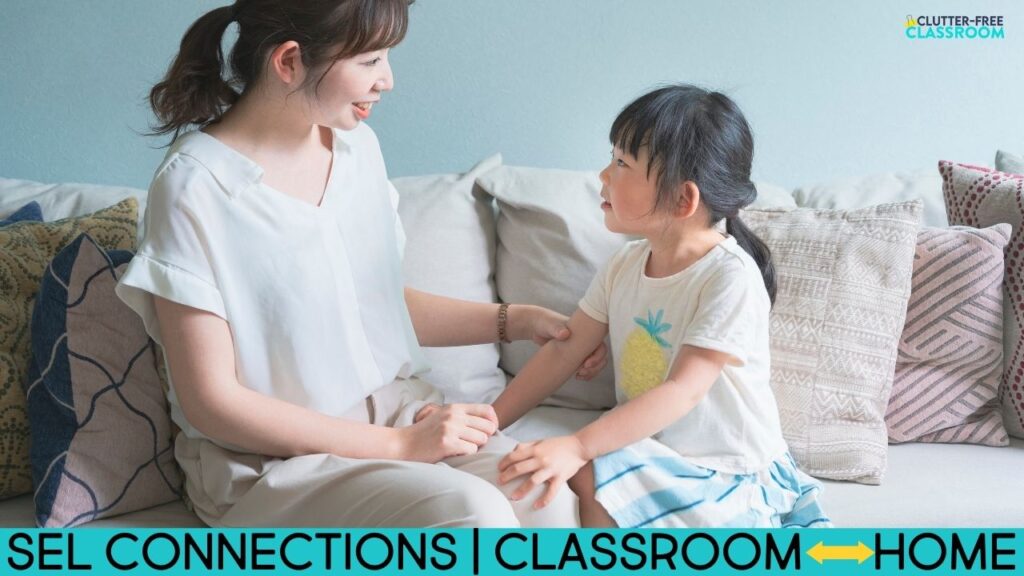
[1, 1, 1022, 190]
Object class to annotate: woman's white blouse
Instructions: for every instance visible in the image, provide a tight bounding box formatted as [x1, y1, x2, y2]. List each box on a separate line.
[116, 124, 426, 445]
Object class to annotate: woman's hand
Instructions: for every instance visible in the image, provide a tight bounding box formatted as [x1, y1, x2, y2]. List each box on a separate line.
[498, 435, 589, 509]
[399, 403, 499, 463]
[510, 305, 609, 380]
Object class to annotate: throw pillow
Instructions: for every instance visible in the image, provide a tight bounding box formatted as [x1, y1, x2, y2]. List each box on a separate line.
[26, 234, 181, 526]
[996, 150, 1024, 174]
[394, 154, 508, 403]
[941, 160, 1024, 438]
[886, 225, 1010, 446]
[477, 167, 624, 409]
[1, 202, 43, 226]
[0, 198, 137, 499]
[742, 201, 921, 484]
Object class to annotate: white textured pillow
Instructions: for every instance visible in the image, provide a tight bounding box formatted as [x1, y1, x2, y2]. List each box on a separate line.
[996, 150, 1024, 174]
[743, 201, 922, 485]
[394, 155, 508, 403]
[0, 178, 148, 240]
[792, 170, 946, 227]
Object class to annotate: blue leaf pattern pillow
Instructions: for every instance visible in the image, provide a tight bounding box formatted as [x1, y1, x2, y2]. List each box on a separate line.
[25, 233, 181, 527]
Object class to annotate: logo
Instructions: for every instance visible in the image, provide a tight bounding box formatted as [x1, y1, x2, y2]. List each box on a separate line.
[905, 14, 1005, 39]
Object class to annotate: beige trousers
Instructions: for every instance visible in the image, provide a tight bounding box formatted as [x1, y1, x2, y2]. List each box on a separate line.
[175, 377, 578, 527]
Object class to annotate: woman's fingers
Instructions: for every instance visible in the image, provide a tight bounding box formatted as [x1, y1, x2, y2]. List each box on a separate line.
[458, 426, 490, 448]
[464, 415, 498, 436]
[576, 340, 609, 379]
[457, 403, 499, 426]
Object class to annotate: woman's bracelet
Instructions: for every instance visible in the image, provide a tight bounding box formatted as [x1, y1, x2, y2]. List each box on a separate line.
[497, 303, 512, 343]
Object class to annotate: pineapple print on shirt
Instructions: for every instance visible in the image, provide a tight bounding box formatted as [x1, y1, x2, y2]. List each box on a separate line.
[620, 309, 672, 399]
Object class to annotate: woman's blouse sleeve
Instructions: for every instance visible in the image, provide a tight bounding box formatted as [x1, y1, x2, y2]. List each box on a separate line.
[116, 157, 226, 343]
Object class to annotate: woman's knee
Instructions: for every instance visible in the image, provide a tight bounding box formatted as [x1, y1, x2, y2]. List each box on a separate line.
[438, 477, 519, 527]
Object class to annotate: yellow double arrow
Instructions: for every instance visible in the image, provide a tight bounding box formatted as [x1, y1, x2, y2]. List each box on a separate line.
[807, 541, 875, 564]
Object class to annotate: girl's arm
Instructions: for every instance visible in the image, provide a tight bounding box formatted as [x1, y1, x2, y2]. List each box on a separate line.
[154, 297, 497, 463]
[492, 309, 609, 428]
[498, 345, 731, 506]
[574, 345, 731, 458]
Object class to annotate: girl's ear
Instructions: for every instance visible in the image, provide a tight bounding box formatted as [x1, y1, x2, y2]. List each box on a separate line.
[268, 41, 305, 86]
[675, 181, 701, 219]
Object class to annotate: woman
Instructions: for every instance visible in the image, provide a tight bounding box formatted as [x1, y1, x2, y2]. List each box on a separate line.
[116, 0, 605, 527]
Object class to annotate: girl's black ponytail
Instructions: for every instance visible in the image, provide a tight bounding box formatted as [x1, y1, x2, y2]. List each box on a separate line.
[726, 212, 777, 305]
[149, 5, 238, 140]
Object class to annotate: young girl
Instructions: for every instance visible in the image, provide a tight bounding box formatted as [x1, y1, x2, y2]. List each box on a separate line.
[114, 0, 607, 527]
[489, 85, 831, 528]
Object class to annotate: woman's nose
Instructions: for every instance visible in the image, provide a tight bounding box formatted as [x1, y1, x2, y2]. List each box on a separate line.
[599, 164, 611, 185]
[376, 60, 394, 92]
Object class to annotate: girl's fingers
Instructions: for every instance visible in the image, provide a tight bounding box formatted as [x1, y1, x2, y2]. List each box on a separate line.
[498, 444, 533, 471]
[498, 458, 540, 485]
[511, 469, 550, 501]
[536, 478, 565, 509]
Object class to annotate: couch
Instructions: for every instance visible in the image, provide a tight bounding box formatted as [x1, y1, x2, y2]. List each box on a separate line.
[1, 157, 1022, 528]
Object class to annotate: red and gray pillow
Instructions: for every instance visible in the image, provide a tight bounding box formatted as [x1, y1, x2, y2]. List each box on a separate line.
[941, 160, 1024, 439]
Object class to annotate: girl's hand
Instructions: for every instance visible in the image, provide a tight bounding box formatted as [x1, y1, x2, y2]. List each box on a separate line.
[399, 404, 499, 463]
[498, 435, 589, 509]
[511, 305, 609, 380]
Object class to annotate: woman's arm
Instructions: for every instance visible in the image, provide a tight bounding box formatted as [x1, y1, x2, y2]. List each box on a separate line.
[492, 309, 608, 428]
[404, 287, 608, 379]
[155, 296, 496, 463]
[404, 287, 520, 346]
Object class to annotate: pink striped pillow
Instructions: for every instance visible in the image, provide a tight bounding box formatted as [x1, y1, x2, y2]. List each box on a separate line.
[886, 224, 1010, 445]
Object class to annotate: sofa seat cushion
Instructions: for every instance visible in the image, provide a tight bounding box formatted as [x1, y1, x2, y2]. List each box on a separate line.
[0, 495, 203, 528]
[820, 438, 1024, 526]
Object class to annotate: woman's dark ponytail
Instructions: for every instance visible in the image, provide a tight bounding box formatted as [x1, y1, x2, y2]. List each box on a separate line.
[148, 1, 412, 143]
[149, 5, 237, 140]
[726, 214, 777, 305]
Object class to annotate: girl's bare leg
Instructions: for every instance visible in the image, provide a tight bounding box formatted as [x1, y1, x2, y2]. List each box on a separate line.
[569, 461, 617, 527]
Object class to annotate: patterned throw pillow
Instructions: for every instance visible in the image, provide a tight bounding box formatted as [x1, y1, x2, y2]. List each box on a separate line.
[0, 199, 137, 499]
[942, 161, 1024, 438]
[886, 225, 1010, 445]
[742, 201, 921, 484]
[26, 234, 181, 526]
[0, 202, 43, 226]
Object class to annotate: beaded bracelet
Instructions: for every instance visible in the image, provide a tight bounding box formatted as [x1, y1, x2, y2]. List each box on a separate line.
[497, 303, 511, 343]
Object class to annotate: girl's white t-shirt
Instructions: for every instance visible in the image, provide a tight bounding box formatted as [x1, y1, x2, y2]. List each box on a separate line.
[115, 124, 426, 447]
[579, 237, 788, 474]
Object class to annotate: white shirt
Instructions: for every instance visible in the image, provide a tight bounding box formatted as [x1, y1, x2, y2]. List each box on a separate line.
[579, 237, 787, 473]
[116, 124, 426, 446]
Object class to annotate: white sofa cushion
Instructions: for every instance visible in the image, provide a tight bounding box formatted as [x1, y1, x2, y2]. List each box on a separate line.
[394, 155, 508, 403]
[0, 178, 148, 241]
[792, 169, 948, 227]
